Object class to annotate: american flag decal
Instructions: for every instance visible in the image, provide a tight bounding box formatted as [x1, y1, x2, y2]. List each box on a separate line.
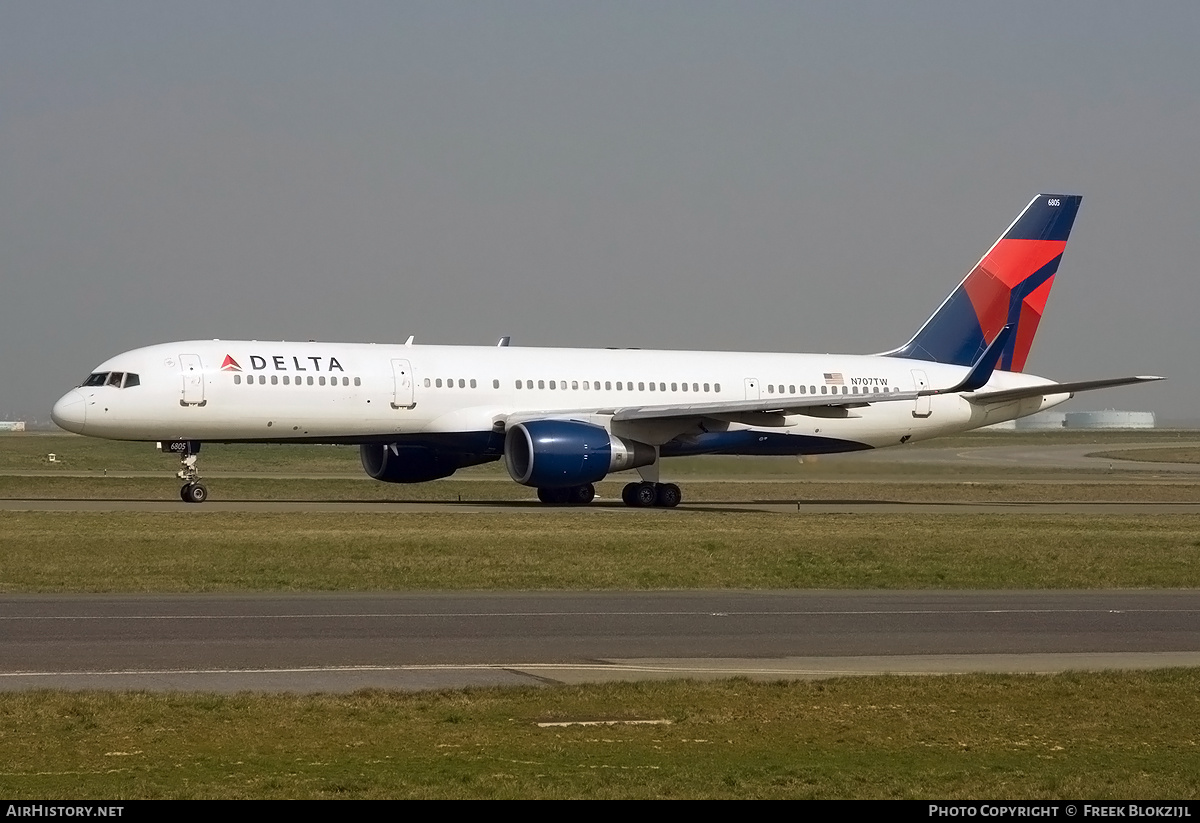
[823, 372, 844, 386]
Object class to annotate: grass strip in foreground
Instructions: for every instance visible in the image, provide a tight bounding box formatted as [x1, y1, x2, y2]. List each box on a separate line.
[3, 511, 1200, 591]
[1, 672, 1197, 799]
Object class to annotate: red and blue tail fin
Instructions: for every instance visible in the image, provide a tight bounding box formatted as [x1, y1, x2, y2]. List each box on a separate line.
[885, 193, 1081, 372]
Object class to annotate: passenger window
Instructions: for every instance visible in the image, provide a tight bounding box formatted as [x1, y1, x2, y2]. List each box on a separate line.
[649, 382, 656, 392]
[767, 384, 774, 394]
[638, 382, 645, 391]
[459, 379, 466, 388]
[538, 380, 545, 389]
[435, 378, 442, 388]
[319, 376, 326, 386]
[469, 379, 476, 388]
[492, 379, 498, 389]
[704, 383, 710, 392]
[424, 378, 431, 387]
[714, 383, 721, 392]
[789, 385, 795, 394]
[307, 376, 314, 385]
[270, 375, 278, 385]
[549, 380, 556, 390]
[692, 383, 699, 392]
[799, 385, 806, 394]
[234, 375, 241, 385]
[354, 378, 361, 387]
[681, 382, 688, 392]
[572, 381, 579, 390]
[282, 376, 290, 385]
[821, 385, 827, 394]
[606, 381, 612, 390]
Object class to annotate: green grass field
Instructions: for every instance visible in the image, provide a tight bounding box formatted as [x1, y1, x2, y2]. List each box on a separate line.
[3, 511, 1199, 592]
[2, 673, 1198, 799]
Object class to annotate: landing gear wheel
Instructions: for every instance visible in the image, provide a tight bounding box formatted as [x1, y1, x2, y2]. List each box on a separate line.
[655, 483, 681, 508]
[568, 483, 596, 505]
[622, 481, 682, 508]
[633, 482, 658, 508]
[182, 483, 208, 504]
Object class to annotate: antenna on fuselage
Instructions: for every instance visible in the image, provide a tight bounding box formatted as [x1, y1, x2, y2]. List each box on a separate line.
[404, 335, 414, 346]
[497, 336, 511, 347]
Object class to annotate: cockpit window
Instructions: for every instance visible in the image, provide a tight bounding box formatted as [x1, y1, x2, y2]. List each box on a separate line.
[80, 371, 140, 388]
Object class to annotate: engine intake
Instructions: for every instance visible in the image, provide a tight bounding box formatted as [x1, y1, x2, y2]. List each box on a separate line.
[504, 420, 655, 488]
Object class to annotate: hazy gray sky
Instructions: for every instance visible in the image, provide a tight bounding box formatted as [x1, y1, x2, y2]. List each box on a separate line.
[3, 2, 1197, 421]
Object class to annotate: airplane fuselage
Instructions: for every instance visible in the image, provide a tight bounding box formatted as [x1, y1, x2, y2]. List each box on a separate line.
[52, 339, 1065, 454]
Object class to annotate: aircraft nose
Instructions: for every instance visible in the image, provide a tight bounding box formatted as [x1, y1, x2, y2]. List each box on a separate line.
[51, 390, 86, 434]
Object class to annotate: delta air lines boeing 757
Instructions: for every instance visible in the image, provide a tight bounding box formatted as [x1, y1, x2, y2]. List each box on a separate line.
[52, 194, 1161, 505]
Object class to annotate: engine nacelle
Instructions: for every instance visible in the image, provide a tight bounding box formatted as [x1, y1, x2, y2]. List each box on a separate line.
[504, 420, 656, 488]
[360, 443, 459, 484]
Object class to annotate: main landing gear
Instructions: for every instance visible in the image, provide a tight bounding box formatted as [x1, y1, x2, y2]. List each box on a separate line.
[621, 481, 681, 508]
[537, 484, 596, 506]
[164, 440, 208, 504]
[534, 481, 682, 507]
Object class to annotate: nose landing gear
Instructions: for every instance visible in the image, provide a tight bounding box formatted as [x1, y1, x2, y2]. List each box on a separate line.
[161, 440, 208, 504]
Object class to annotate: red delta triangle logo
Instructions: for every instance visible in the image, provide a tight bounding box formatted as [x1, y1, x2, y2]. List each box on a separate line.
[220, 355, 242, 372]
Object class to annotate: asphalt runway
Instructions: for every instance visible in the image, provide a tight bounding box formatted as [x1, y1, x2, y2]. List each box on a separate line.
[3, 591, 1200, 692]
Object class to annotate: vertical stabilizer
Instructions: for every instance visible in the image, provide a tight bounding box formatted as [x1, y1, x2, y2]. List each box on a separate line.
[885, 193, 1081, 372]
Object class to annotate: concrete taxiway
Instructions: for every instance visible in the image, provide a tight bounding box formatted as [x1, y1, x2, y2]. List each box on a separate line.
[2, 591, 1199, 692]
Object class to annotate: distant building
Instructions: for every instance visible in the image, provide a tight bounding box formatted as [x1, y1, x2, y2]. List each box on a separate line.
[0, 421, 26, 432]
[983, 410, 1155, 431]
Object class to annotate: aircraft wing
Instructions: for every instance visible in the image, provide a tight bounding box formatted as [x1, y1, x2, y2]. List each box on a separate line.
[965, 375, 1165, 405]
[608, 390, 919, 422]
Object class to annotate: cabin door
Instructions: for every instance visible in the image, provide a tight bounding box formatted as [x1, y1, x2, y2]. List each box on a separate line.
[179, 354, 205, 406]
[391, 359, 415, 409]
[911, 369, 932, 418]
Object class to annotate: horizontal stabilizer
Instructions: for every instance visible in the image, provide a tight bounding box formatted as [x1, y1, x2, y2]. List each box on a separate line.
[967, 375, 1165, 405]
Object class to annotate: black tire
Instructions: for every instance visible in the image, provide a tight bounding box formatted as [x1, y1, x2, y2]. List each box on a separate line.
[537, 487, 569, 505]
[633, 482, 658, 507]
[622, 482, 640, 506]
[180, 484, 193, 502]
[184, 483, 209, 504]
[569, 483, 595, 505]
[656, 483, 681, 508]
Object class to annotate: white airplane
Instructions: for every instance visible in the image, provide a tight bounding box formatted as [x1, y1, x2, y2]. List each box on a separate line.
[52, 193, 1160, 506]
